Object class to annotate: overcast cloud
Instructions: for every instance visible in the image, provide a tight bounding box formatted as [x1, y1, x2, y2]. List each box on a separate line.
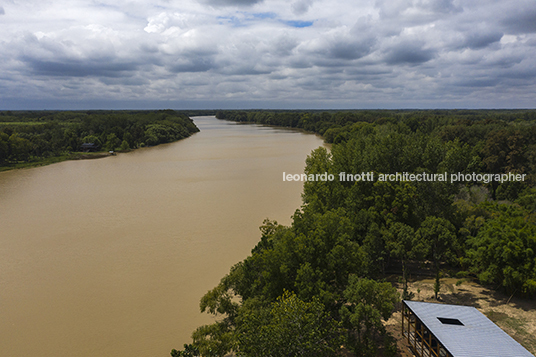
[1, 0, 535, 109]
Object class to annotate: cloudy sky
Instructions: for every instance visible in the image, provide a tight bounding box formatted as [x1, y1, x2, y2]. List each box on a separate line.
[1, 0, 535, 109]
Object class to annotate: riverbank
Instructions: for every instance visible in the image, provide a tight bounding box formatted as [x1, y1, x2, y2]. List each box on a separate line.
[0, 110, 199, 172]
[0, 151, 121, 172]
[0, 116, 325, 357]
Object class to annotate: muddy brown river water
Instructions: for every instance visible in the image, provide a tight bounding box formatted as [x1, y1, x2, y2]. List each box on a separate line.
[0, 116, 324, 357]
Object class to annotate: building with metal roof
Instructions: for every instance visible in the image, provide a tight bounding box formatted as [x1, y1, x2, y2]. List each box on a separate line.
[402, 300, 534, 357]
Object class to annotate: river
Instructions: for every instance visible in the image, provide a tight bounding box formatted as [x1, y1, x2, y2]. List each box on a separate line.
[0, 116, 324, 357]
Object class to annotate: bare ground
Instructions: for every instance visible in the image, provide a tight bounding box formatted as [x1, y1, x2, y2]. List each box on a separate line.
[384, 276, 536, 357]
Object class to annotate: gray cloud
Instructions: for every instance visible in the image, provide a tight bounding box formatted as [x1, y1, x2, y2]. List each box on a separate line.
[21, 57, 139, 78]
[168, 57, 217, 73]
[327, 37, 375, 60]
[0, 6, 4, 15]
[1, 0, 536, 109]
[270, 35, 299, 56]
[384, 43, 436, 65]
[425, 0, 463, 14]
[462, 31, 503, 50]
[501, 7, 536, 34]
[200, 0, 263, 7]
[456, 77, 500, 88]
[376, 0, 462, 24]
[291, 0, 314, 15]
[498, 65, 536, 81]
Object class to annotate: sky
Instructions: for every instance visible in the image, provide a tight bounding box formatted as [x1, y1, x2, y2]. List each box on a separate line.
[1, 0, 535, 109]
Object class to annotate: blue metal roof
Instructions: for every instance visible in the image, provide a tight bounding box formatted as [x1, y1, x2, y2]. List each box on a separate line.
[404, 300, 534, 357]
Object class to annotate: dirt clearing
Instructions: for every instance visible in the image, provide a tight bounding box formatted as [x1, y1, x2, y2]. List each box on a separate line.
[385, 277, 536, 356]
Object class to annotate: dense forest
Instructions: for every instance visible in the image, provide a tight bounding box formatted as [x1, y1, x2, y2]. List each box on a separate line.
[0, 110, 199, 170]
[2, 109, 533, 355]
[172, 110, 536, 356]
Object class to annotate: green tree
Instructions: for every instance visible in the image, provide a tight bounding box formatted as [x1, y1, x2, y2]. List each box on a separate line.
[123, 131, 134, 148]
[188, 272, 240, 357]
[468, 204, 536, 296]
[8, 133, 32, 161]
[104, 133, 121, 151]
[237, 290, 344, 357]
[62, 128, 80, 151]
[119, 140, 130, 151]
[385, 222, 426, 299]
[340, 276, 399, 356]
[516, 187, 536, 213]
[0, 132, 9, 164]
[417, 217, 457, 299]
[171, 344, 199, 357]
[191, 321, 235, 357]
[302, 146, 338, 213]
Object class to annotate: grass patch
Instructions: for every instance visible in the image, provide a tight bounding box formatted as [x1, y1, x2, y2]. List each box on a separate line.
[486, 311, 536, 352]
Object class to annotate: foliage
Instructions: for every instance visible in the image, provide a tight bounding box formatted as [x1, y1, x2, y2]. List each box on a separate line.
[0, 110, 199, 169]
[191, 321, 236, 357]
[417, 216, 457, 299]
[171, 344, 199, 357]
[468, 204, 536, 296]
[385, 222, 425, 299]
[173, 110, 536, 355]
[237, 290, 344, 357]
[340, 276, 399, 356]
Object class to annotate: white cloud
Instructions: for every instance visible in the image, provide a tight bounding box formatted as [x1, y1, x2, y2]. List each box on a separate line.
[1, 0, 536, 108]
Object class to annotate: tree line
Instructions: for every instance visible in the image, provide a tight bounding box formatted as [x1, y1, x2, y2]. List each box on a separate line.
[172, 110, 536, 356]
[0, 110, 199, 169]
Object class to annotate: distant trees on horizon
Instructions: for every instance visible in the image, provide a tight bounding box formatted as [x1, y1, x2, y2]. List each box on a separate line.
[0, 110, 199, 168]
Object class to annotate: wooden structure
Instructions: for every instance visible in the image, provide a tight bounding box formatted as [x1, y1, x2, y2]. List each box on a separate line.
[81, 143, 99, 152]
[402, 300, 534, 357]
[402, 301, 452, 357]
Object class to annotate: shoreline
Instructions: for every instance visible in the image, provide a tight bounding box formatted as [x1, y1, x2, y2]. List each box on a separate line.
[0, 151, 117, 172]
[0, 130, 201, 172]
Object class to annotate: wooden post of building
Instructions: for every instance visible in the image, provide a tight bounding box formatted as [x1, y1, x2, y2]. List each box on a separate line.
[419, 323, 424, 356]
[409, 318, 412, 345]
[413, 319, 417, 355]
[402, 304, 404, 337]
[407, 311, 411, 345]
[428, 330, 432, 357]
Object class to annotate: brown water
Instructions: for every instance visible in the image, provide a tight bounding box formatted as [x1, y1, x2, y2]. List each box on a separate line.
[0, 116, 324, 357]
